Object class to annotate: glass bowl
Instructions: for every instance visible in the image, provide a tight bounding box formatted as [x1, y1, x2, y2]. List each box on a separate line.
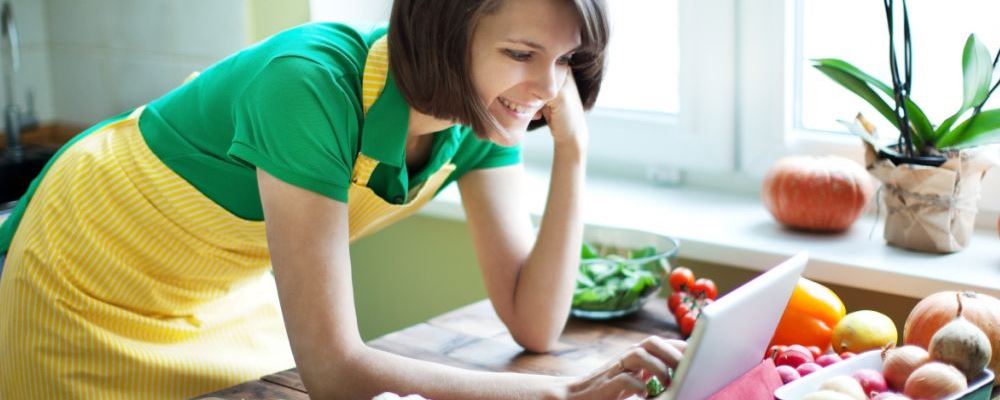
[570, 225, 680, 320]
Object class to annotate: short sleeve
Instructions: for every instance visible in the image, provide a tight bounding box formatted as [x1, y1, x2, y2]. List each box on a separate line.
[229, 56, 360, 203]
[472, 140, 522, 170]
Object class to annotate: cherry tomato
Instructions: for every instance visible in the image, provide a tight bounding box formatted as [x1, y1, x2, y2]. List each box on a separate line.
[669, 267, 695, 293]
[668, 291, 689, 313]
[674, 302, 691, 322]
[680, 311, 698, 337]
[691, 278, 718, 300]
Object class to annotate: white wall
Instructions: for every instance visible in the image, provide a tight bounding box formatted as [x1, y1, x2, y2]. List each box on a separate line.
[43, 0, 248, 126]
[3, 0, 56, 124]
[310, 0, 391, 24]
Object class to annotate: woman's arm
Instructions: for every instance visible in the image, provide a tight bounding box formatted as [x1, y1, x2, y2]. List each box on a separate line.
[458, 76, 588, 353]
[260, 168, 681, 399]
[258, 169, 566, 399]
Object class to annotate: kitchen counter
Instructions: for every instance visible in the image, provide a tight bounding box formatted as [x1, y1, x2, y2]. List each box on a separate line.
[195, 299, 682, 399]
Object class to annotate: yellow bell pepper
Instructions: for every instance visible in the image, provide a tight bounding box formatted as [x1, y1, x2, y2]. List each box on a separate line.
[768, 278, 846, 351]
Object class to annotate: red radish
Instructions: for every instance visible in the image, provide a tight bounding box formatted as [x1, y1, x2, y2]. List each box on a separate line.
[776, 365, 801, 385]
[839, 352, 856, 360]
[807, 345, 823, 359]
[852, 368, 889, 396]
[796, 362, 822, 377]
[816, 353, 843, 367]
[787, 345, 816, 360]
[776, 348, 813, 368]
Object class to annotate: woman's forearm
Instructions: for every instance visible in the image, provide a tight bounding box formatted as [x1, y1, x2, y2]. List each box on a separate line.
[508, 137, 587, 352]
[312, 344, 567, 400]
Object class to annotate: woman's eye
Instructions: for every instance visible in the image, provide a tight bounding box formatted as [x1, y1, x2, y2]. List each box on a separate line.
[504, 49, 532, 61]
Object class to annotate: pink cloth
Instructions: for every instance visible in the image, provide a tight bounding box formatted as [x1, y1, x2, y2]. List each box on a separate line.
[707, 359, 783, 400]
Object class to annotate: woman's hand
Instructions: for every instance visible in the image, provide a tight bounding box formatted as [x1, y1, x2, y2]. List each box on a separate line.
[539, 72, 589, 148]
[561, 337, 687, 400]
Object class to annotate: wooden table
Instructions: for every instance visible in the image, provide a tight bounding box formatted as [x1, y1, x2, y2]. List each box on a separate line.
[195, 299, 1000, 400]
[194, 299, 680, 399]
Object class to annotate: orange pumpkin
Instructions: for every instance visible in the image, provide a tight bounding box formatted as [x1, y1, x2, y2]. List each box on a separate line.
[903, 291, 1000, 384]
[762, 156, 874, 232]
[769, 278, 847, 350]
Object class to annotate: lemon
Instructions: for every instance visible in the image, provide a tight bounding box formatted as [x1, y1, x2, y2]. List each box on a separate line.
[831, 310, 898, 353]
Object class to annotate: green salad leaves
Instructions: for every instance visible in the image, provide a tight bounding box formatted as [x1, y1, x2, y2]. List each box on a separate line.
[572, 243, 667, 312]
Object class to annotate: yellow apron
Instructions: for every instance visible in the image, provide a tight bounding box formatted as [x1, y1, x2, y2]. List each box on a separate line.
[0, 35, 452, 399]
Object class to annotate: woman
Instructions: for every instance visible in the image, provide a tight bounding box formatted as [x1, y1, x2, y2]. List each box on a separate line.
[0, 0, 685, 398]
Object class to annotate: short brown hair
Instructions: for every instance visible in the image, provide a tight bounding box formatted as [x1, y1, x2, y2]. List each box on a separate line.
[388, 0, 609, 137]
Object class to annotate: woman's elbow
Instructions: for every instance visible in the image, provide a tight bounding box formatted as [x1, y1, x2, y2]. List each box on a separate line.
[510, 327, 561, 353]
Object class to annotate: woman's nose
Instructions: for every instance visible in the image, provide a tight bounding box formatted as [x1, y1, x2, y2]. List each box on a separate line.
[530, 64, 563, 101]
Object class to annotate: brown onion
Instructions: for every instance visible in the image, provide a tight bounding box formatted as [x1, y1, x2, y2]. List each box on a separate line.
[903, 362, 967, 400]
[881, 345, 930, 391]
[928, 293, 993, 380]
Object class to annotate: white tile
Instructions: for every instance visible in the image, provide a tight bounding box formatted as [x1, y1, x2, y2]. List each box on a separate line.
[10, 0, 49, 47]
[171, 0, 246, 57]
[14, 48, 55, 123]
[45, 0, 113, 47]
[107, 0, 173, 53]
[105, 51, 208, 110]
[48, 45, 113, 125]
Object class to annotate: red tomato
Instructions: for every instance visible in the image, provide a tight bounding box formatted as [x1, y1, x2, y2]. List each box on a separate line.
[668, 291, 689, 313]
[669, 267, 695, 293]
[692, 278, 718, 300]
[680, 311, 698, 337]
[674, 302, 691, 322]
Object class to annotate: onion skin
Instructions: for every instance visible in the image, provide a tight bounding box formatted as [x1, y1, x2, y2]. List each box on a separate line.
[927, 298, 993, 380]
[881, 345, 930, 392]
[820, 376, 868, 400]
[904, 291, 1000, 384]
[903, 362, 967, 400]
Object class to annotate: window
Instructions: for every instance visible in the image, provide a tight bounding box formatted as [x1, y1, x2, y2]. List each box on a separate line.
[739, 0, 1000, 220]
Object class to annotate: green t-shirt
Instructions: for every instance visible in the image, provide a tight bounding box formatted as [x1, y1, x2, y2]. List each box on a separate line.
[140, 22, 520, 220]
[0, 22, 521, 253]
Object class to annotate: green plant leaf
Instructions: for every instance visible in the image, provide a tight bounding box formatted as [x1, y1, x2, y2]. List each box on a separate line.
[962, 34, 994, 110]
[813, 59, 933, 146]
[936, 108, 1000, 148]
[813, 65, 897, 128]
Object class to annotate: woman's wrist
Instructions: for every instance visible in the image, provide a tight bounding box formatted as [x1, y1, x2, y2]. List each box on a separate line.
[552, 131, 588, 164]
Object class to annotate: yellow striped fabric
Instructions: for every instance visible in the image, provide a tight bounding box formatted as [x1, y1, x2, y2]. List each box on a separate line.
[0, 108, 294, 399]
[346, 37, 457, 241]
[0, 34, 456, 399]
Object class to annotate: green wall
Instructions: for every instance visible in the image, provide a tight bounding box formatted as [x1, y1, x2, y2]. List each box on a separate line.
[246, 0, 311, 43]
[350, 215, 487, 341]
[351, 216, 922, 343]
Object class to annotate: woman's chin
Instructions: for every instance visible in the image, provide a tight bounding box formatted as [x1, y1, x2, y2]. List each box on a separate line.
[485, 126, 526, 147]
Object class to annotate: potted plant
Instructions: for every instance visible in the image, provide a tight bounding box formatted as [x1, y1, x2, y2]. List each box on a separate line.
[813, 0, 1000, 253]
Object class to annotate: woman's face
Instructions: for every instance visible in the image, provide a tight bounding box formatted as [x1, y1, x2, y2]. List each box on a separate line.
[470, 0, 582, 146]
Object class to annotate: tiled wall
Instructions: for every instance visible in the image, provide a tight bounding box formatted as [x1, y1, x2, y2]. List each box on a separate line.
[44, 0, 248, 126]
[4, 0, 55, 124]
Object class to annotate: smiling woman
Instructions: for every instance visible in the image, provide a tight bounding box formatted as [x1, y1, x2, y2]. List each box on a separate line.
[0, 0, 690, 399]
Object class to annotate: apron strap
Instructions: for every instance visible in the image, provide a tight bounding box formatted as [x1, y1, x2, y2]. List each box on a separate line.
[352, 36, 390, 185]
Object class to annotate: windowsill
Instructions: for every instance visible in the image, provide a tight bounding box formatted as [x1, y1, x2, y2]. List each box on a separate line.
[421, 165, 1000, 300]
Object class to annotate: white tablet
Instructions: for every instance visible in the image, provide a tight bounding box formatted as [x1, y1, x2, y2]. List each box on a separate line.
[656, 252, 809, 400]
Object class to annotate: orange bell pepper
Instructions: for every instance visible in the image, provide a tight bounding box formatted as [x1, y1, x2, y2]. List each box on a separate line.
[768, 278, 846, 351]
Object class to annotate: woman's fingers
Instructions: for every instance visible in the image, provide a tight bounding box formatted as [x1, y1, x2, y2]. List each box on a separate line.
[619, 347, 670, 389]
[595, 372, 646, 400]
[637, 336, 686, 369]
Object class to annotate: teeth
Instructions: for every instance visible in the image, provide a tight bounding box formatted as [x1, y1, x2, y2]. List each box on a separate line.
[500, 97, 528, 114]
